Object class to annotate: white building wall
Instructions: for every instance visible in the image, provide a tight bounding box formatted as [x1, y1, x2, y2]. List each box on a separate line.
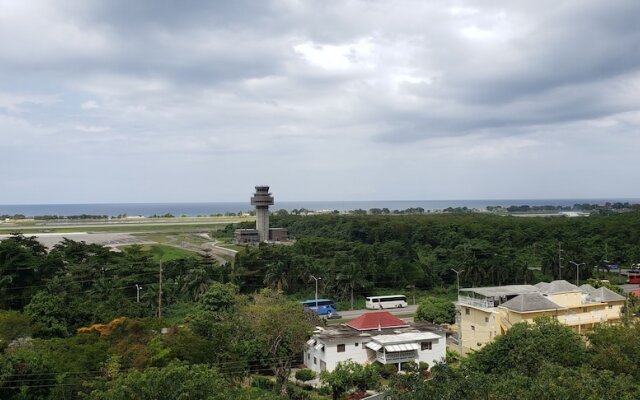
[416, 336, 446, 368]
[304, 337, 369, 374]
[304, 334, 447, 373]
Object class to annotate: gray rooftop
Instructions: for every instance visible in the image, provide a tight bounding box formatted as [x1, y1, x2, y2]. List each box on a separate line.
[588, 287, 626, 302]
[580, 284, 597, 294]
[534, 282, 549, 290]
[539, 280, 581, 295]
[500, 293, 563, 312]
[459, 285, 539, 298]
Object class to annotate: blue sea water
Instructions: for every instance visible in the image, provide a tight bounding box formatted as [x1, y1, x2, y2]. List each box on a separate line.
[1, 199, 639, 218]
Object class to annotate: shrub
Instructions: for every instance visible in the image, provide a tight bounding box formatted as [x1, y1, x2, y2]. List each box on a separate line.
[295, 368, 317, 383]
[251, 376, 275, 390]
[415, 297, 455, 324]
[381, 363, 398, 378]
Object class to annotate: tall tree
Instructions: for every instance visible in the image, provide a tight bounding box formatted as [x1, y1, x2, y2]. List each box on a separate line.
[243, 289, 317, 395]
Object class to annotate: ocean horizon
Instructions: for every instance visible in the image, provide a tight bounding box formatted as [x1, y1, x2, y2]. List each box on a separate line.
[1, 198, 639, 217]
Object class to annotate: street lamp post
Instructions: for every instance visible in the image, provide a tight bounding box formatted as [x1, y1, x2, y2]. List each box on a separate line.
[569, 261, 585, 286]
[451, 268, 464, 298]
[135, 284, 142, 303]
[310, 275, 321, 309]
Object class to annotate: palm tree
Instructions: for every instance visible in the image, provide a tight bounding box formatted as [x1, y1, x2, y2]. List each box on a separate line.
[263, 261, 290, 291]
[336, 262, 369, 310]
[181, 267, 214, 301]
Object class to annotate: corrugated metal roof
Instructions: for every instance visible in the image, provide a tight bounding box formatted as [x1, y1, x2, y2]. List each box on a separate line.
[365, 342, 382, 351]
[306, 339, 316, 346]
[314, 343, 324, 351]
[459, 285, 539, 297]
[385, 343, 420, 352]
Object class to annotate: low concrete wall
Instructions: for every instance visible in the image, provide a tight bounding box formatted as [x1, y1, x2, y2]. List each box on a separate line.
[362, 393, 388, 400]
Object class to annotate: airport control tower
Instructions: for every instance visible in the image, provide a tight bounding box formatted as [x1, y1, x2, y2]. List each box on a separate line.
[251, 185, 274, 242]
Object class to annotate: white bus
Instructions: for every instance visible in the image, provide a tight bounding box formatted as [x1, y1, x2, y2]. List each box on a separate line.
[365, 295, 408, 310]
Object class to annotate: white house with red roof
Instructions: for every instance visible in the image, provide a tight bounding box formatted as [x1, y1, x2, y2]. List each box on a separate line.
[303, 311, 446, 373]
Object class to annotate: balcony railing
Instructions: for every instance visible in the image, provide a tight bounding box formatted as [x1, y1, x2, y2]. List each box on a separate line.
[458, 296, 494, 309]
[559, 315, 609, 325]
[376, 350, 417, 364]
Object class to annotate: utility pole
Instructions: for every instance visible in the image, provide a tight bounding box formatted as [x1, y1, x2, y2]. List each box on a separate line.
[310, 275, 321, 310]
[158, 261, 163, 319]
[558, 242, 563, 279]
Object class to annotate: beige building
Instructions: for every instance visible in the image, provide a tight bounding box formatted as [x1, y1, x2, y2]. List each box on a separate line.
[457, 280, 625, 354]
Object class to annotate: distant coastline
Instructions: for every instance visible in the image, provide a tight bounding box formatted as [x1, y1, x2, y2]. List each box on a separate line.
[1, 198, 640, 218]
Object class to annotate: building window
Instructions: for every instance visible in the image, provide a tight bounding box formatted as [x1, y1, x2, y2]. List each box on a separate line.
[313, 357, 317, 365]
[321, 345, 325, 352]
[484, 317, 489, 323]
[609, 305, 613, 309]
[471, 325, 475, 331]
[307, 353, 310, 360]
[337, 344, 345, 353]
[421, 341, 432, 350]
[583, 307, 587, 313]
[355, 343, 359, 347]
[465, 308, 470, 315]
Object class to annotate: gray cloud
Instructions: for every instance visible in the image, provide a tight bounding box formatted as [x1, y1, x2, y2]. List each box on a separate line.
[1, 0, 639, 203]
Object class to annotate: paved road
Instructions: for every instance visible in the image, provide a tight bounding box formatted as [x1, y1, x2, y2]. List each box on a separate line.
[338, 305, 418, 319]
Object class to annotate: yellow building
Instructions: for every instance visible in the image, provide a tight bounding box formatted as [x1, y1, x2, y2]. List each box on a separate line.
[457, 280, 625, 354]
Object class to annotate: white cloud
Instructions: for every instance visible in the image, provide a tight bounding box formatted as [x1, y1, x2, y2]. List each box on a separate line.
[74, 124, 109, 133]
[80, 100, 100, 109]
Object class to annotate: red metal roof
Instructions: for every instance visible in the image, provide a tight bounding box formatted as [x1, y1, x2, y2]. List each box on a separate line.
[630, 289, 640, 298]
[346, 311, 410, 331]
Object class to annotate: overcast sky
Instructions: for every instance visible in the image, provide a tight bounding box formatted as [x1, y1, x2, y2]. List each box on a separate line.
[2, 0, 640, 204]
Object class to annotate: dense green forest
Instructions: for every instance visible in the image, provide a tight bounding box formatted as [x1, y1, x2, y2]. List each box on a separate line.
[230, 212, 640, 303]
[0, 236, 319, 399]
[3, 212, 640, 398]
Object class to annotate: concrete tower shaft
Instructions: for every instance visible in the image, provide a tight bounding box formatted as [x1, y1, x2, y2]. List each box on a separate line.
[251, 185, 274, 242]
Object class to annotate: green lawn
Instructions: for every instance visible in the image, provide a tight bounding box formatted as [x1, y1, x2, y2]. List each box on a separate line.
[118, 244, 199, 261]
[214, 242, 246, 252]
[133, 232, 212, 246]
